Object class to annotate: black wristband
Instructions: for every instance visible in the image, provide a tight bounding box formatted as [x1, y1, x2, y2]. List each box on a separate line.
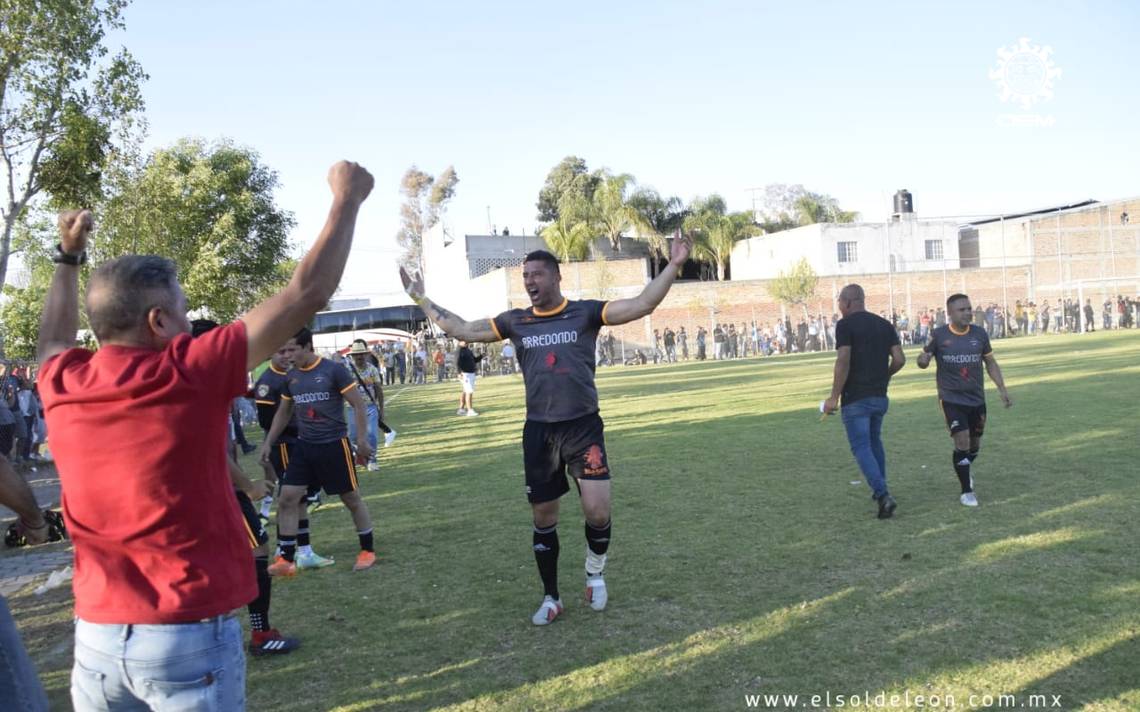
[52, 243, 87, 266]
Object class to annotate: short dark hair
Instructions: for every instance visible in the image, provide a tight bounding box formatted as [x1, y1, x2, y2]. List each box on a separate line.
[523, 249, 560, 274]
[87, 256, 180, 341]
[293, 327, 313, 349]
[190, 319, 219, 337]
[946, 293, 970, 309]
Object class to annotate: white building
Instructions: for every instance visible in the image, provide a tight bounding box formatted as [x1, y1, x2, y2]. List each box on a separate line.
[730, 215, 962, 280]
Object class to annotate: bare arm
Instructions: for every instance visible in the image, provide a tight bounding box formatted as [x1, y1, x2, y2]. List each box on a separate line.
[257, 398, 294, 465]
[400, 268, 500, 342]
[599, 235, 692, 326]
[37, 210, 92, 363]
[0, 455, 49, 544]
[240, 162, 374, 369]
[823, 345, 851, 413]
[888, 344, 906, 376]
[983, 353, 1012, 407]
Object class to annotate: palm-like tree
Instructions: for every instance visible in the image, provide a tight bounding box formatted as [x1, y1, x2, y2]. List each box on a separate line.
[684, 195, 754, 280]
[540, 217, 593, 262]
[628, 188, 687, 275]
[592, 172, 638, 253]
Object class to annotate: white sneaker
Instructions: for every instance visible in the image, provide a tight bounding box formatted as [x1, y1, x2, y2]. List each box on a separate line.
[960, 492, 979, 507]
[384, 430, 397, 447]
[466, 409, 479, 417]
[456, 408, 467, 416]
[586, 574, 608, 611]
[531, 595, 563, 626]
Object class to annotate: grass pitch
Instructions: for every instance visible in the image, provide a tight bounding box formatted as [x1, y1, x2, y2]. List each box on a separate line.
[11, 329, 1140, 711]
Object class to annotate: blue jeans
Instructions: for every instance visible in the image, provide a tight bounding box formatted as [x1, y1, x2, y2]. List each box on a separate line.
[841, 396, 890, 500]
[0, 595, 48, 712]
[347, 403, 379, 460]
[72, 616, 245, 711]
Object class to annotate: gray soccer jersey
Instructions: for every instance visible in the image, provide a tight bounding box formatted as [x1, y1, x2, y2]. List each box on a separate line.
[281, 357, 356, 443]
[492, 298, 608, 423]
[924, 324, 992, 407]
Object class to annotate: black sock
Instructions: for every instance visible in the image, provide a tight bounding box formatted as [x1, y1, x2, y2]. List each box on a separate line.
[280, 538, 296, 563]
[585, 520, 611, 572]
[248, 555, 271, 632]
[953, 449, 972, 493]
[967, 448, 979, 464]
[533, 524, 560, 599]
[297, 519, 310, 548]
[379, 421, 392, 434]
[358, 528, 374, 553]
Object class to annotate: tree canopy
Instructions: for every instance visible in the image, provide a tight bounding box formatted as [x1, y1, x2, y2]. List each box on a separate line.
[396, 165, 458, 272]
[0, 0, 147, 291]
[0, 138, 296, 357]
[767, 257, 820, 318]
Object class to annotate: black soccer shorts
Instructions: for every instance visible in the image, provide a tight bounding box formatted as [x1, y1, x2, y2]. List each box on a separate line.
[235, 490, 269, 549]
[522, 412, 610, 504]
[941, 400, 987, 438]
[282, 437, 359, 495]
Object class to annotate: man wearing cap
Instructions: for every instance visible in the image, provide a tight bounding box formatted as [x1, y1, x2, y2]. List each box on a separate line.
[345, 339, 386, 469]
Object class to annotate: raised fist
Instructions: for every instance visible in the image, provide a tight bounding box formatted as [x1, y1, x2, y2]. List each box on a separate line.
[328, 161, 374, 204]
[57, 209, 94, 255]
[399, 266, 425, 302]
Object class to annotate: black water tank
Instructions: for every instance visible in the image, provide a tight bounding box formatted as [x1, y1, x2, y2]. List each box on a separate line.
[893, 189, 913, 214]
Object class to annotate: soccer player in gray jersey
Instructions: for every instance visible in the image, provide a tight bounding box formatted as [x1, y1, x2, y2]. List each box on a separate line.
[401, 238, 691, 625]
[917, 294, 1012, 507]
[260, 328, 377, 574]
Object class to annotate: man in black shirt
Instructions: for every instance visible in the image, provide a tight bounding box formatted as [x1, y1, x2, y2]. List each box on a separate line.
[456, 340, 483, 416]
[823, 284, 906, 519]
[401, 239, 690, 625]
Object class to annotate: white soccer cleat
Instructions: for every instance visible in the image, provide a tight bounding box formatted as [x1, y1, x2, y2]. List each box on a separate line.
[586, 574, 608, 611]
[384, 430, 397, 447]
[466, 409, 479, 417]
[960, 492, 979, 507]
[531, 595, 563, 626]
[456, 408, 467, 416]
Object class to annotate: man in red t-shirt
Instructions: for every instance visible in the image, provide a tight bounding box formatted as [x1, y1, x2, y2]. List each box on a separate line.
[37, 161, 374, 711]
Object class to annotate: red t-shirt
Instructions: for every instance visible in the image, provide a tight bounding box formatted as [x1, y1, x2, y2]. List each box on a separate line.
[39, 321, 256, 623]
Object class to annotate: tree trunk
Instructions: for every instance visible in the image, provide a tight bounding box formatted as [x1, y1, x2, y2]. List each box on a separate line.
[0, 209, 17, 292]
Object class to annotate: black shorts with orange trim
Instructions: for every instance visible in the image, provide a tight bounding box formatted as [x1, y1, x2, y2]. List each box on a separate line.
[235, 490, 269, 549]
[522, 412, 610, 504]
[268, 440, 322, 499]
[941, 400, 987, 438]
[282, 437, 359, 496]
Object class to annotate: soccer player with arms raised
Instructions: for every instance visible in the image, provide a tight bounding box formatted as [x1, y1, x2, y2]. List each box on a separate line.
[401, 237, 690, 625]
[917, 294, 1013, 507]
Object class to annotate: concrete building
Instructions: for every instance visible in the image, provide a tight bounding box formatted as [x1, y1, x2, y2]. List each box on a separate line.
[730, 215, 962, 281]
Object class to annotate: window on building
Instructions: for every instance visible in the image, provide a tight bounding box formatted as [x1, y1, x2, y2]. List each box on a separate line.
[837, 241, 858, 263]
[924, 240, 943, 261]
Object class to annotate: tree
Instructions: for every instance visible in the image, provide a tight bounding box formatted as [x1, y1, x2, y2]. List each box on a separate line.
[628, 187, 687, 275]
[684, 195, 754, 281]
[756, 184, 858, 231]
[540, 216, 592, 262]
[535, 156, 599, 223]
[0, 0, 147, 291]
[396, 164, 458, 272]
[591, 171, 640, 253]
[767, 257, 820, 319]
[1, 138, 297, 349]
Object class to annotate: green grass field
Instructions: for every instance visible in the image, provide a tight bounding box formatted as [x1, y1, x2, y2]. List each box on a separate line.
[12, 329, 1140, 711]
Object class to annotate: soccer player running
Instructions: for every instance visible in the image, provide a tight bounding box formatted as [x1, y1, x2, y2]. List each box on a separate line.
[260, 328, 377, 574]
[917, 294, 1013, 507]
[400, 236, 691, 625]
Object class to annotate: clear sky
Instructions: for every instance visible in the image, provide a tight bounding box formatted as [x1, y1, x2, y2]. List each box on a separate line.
[110, 0, 1139, 299]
